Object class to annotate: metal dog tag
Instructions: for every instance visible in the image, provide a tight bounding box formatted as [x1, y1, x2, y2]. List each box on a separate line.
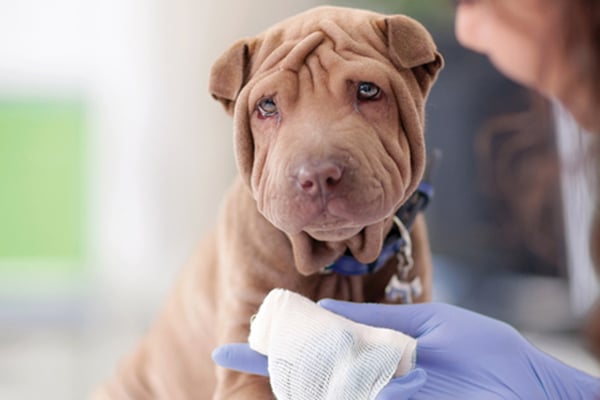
[385, 274, 423, 304]
[385, 217, 422, 303]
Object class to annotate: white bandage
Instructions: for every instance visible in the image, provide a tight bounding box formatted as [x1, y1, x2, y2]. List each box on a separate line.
[248, 289, 417, 400]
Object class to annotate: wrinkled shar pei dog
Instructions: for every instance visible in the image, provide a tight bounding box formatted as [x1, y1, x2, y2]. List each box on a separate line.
[95, 5, 443, 399]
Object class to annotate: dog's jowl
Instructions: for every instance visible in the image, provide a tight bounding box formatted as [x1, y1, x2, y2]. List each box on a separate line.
[94, 6, 443, 399]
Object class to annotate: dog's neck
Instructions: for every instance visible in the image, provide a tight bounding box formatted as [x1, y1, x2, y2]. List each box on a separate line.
[288, 220, 388, 276]
[289, 181, 432, 277]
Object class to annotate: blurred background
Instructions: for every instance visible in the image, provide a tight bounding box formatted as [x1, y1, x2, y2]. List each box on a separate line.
[0, 0, 598, 398]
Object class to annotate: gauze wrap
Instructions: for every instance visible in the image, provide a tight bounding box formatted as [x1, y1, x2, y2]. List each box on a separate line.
[248, 289, 417, 400]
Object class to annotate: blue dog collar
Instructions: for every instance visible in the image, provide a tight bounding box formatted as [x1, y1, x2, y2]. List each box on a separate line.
[322, 181, 433, 276]
[322, 229, 408, 276]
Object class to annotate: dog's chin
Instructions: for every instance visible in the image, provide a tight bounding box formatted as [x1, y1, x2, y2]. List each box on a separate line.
[264, 197, 391, 240]
[304, 226, 364, 242]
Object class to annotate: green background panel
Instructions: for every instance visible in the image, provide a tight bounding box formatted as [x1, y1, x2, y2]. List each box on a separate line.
[0, 99, 86, 273]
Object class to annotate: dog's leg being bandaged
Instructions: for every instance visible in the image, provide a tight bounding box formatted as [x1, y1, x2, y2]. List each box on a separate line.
[248, 289, 417, 400]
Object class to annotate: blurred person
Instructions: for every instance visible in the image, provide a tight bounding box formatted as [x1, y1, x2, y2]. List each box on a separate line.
[213, 0, 600, 398]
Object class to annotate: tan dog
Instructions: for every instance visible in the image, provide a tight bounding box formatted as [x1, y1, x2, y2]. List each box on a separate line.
[95, 6, 442, 399]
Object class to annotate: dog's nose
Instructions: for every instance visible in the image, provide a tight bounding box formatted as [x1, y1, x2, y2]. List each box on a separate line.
[296, 162, 344, 196]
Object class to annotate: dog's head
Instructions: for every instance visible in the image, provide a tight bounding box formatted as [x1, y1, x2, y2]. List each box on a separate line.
[210, 6, 442, 274]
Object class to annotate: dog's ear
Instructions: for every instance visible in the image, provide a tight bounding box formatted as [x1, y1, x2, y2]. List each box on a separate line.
[376, 15, 444, 95]
[209, 38, 257, 115]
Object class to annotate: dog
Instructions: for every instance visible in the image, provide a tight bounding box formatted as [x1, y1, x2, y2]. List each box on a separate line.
[94, 6, 442, 399]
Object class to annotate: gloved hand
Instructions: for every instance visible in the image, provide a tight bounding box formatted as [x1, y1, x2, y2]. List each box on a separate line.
[318, 301, 600, 400]
[212, 343, 427, 400]
[212, 302, 600, 399]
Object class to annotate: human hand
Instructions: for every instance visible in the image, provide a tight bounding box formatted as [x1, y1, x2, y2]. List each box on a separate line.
[319, 301, 600, 400]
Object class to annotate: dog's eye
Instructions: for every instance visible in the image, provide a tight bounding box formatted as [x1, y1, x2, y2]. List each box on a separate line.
[357, 82, 381, 101]
[257, 97, 278, 118]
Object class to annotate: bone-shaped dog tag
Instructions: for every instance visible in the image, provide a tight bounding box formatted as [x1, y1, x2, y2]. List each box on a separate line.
[385, 217, 421, 303]
[385, 275, 423, 304]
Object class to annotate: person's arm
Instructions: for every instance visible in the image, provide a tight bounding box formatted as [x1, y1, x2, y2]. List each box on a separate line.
[213, 301, 600, 400]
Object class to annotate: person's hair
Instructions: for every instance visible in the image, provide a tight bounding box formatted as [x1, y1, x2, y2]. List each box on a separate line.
[477, 0, 600, 356]
[559, 0, 600, 359]
[475, 94, 565, 276]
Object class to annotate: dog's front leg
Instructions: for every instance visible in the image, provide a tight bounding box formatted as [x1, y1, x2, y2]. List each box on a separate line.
[213, 369, 274, 399]
[212, 303, 277, 399]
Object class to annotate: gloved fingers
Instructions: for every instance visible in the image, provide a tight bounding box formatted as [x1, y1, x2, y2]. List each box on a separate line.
[318, 299, 434, 337]
[375, 368, 427, 400]
[211, 343, 269, 376]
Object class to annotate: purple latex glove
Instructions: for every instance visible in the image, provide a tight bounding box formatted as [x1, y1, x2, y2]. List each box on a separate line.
[212, 302, 600, 399]
[319, 301, 600, 400]
[211, 343, 427, 400]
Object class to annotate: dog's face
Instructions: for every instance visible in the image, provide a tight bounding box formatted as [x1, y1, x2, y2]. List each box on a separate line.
[246, 49, 416, 242]
[210, 7, 442, 270]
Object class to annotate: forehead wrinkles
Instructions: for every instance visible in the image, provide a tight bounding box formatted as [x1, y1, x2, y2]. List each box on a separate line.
[257, 19, 388, 75]
[284, 43, 367, 107]
[318, 19, 388, 61]
[248, 19, 394, 107]
[281, 20, 390, 95]
[280, 32, 326, 72]
[302, 44, 345, 97]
